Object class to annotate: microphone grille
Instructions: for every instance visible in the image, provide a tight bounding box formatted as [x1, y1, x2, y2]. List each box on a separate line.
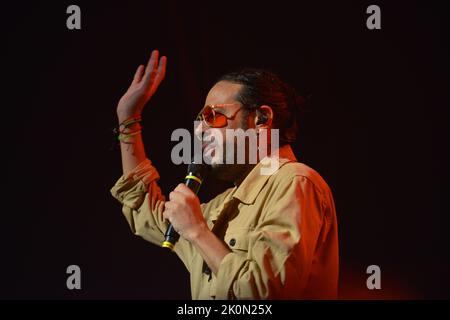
[187, 161, 209, 180]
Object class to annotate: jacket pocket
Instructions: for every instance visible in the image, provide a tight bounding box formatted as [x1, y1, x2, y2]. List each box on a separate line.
[224, 229, 252, 253]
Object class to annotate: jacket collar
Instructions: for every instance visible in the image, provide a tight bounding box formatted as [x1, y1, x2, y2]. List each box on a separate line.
[232, 144, 297, 205]
[208, 145, 298, 223]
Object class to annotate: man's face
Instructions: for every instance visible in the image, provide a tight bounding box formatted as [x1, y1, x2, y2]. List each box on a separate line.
[194, 81, 255, 182]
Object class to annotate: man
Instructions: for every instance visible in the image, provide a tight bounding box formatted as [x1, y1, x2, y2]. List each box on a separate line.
[111, 50, 339, 299]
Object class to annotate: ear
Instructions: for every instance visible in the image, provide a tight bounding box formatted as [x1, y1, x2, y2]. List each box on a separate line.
[254, 105, 273, 129]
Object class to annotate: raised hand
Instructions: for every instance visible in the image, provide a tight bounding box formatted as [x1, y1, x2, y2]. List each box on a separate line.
[117, 50, 167, 121]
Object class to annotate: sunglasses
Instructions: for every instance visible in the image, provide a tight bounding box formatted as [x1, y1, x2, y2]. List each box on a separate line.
[196, 103, 243, 128]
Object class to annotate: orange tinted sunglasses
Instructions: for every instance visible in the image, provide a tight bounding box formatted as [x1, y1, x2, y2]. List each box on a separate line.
[196, 103, 243, 128]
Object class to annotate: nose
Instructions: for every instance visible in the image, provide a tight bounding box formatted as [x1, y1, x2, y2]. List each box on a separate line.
[194, 120, 207, 140]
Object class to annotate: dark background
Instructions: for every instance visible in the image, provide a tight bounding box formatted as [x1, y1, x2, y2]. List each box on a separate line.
[1, 0, 449, 299]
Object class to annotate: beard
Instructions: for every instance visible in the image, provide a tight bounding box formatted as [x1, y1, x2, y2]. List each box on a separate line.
[208, 139, 255, 185]
[210, 162, 254, 185]
[204, 113, 255, 184]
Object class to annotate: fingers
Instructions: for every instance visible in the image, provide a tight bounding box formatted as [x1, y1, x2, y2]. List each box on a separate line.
[131, 65, 145, 85]
[162, 206, 172, 222]
[163, 201, 177, 223]
[142, 50, 167, 88]
[174, 183, 194, 196]
[145, 50, 159, 74]
[129, 50, 167, 90]
[164, 201, 177, 212]
[166, 185, 195, 207]
[154, 56, 167, 86]
[169, 188, 185, 202]
[142, 50, 159, 85]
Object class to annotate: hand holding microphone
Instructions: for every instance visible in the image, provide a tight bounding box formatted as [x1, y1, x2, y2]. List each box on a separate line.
[162, 162, 209, 250]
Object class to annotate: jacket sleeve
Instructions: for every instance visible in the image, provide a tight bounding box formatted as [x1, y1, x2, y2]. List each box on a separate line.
[110, 159, 196, 272]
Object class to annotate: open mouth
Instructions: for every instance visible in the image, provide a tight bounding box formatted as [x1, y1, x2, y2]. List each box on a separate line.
[203, 143, 215, 156]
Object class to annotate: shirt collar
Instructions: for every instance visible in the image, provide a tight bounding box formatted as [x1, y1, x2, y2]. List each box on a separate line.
[232, 144, 298, 205]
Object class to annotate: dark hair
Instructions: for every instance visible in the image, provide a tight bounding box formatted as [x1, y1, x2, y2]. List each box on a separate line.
[217, 68, 305, 145]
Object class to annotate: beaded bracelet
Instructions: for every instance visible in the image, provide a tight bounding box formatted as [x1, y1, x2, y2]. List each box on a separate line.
[113, 115, 142, 135]
[117, 129, 142, 141]
[119, 115, 142, 130]
[111, 115, 143, 147]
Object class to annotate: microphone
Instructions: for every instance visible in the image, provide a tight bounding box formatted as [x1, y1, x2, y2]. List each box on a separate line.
[162, 160, 209, 251]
